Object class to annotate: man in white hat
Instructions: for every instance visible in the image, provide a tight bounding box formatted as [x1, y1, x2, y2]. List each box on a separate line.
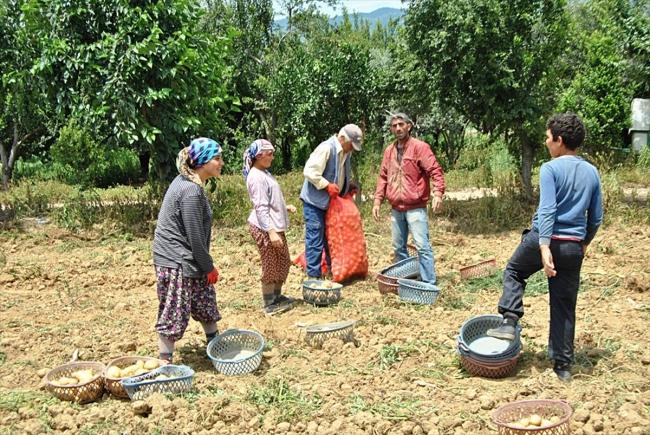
[299, 124, 364, 279]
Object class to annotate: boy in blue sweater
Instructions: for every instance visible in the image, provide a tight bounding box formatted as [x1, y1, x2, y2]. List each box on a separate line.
[487, 112, 603, 382]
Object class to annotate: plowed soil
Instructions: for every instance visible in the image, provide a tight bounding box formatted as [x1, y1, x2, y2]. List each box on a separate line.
[1, 213, 649, 435]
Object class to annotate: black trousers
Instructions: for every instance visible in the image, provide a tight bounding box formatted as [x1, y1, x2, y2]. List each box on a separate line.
[497, 229, 584, 364]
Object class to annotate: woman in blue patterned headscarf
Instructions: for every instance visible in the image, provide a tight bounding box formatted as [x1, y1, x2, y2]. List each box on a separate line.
[153, 137, 224, 363]
[242, 139, 298, 315]
[176, 137, 223, 185]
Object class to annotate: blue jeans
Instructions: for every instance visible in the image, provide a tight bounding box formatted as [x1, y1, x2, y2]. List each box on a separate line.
[390, 208, 436, 284]
[498, 229, 584, 365]
[303, 201, 330, 277]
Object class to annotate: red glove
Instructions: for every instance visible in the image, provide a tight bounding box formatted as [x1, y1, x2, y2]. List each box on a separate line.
[207, 268, 219, 285]
[325, 183, 339, 198]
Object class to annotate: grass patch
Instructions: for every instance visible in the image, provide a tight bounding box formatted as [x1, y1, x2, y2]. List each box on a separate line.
[376, 343, 420, 370]
[247, 377, 323, 422]
[347, 393, 421, 420]
[0, 389, 56, 413]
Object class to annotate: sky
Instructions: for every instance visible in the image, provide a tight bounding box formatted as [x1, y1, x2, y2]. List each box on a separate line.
[274, 0, 405, 18]
[322, 0, 404, 16]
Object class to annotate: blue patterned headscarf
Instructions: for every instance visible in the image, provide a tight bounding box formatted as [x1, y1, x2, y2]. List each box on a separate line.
[242, 139, 274, 178]
[188, 137, 221, 168]
[176, 137, 222, 185]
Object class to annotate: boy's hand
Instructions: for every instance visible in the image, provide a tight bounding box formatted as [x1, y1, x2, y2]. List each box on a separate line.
[540, 245, 556, 277]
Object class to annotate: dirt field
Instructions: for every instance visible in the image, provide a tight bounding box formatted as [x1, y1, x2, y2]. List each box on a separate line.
[1, 213, 649, 435]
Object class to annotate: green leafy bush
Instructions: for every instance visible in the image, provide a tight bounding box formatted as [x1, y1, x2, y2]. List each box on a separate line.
[49, 120, 140, 188]
[50, 120, 99, 176]
[86, 148, 141, 188]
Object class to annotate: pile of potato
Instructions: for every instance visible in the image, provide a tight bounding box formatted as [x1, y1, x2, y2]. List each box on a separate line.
[50, 369, 96, 386]
[510, 414, 561, 428]
[309, 281, 336, 290]
[105, 359, 160, 379]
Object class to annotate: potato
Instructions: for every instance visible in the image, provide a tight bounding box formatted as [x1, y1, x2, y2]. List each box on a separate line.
[529, 414, 543, 426]
[106, 366, 122, 378]
[135, 360, 145, 369]
[121, 364, 138, 377]
[143, 360, 159, 370]
[550, 415, 561, 423]
[542, 419, 554, 427]
[154, 374, 169, 380]
[73, 369, 95, 383]
[133, 368, 149, 376]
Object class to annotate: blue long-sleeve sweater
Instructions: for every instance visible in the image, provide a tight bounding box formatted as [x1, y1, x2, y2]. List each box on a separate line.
[532, 155, 603, 246]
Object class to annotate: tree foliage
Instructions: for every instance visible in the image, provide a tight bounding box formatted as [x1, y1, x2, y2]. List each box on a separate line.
[25, 0, 237, 181]
[404, 0, 568, 196]
[0, 0, 47, 189]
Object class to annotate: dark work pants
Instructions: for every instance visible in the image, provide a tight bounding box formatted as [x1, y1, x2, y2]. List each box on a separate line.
[497, 229, 584, 365]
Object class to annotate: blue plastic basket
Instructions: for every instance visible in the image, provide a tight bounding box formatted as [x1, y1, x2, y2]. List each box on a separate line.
[457, 315, 522, 360]
[302, 280, 343, 306]
[377, 257, 420, 295]
[397, 279, 440, 305]
[120, 365, 194, 400]
[207, 329, 264, 376]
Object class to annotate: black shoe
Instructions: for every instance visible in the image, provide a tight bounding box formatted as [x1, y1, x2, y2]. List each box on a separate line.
[274, 295, 296, 305]
[486, 317, 517, 341]
[553, 361, 572, 382]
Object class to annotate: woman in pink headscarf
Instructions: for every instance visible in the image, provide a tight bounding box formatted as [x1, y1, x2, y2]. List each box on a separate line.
[243, 139, 297, 315]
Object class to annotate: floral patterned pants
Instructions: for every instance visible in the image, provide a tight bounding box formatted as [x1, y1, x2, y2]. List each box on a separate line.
[154, 265, 221, 342]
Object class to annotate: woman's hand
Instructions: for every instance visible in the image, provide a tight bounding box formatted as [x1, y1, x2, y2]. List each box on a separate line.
[286, 204, 297, 213]
[268, 229, 283, 248]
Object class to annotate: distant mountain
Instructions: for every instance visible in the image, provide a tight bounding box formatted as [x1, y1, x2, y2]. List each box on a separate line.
[274, 7, 403, 31]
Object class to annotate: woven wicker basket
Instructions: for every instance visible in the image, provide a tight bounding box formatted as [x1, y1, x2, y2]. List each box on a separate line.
[121, 365, 195, 400]
[103, 356, 166, 398]
[390, 244, 418, 262]
[377, 257, 420, 295]
[460, 353, 519, 378]
[304, 320, 356, 348]
[45, 361, 106, 404]
[207, 329, 264, 376]
[459, 258, 497, 280]
[302, 280, 343, 306]
[397, 279, 440, 305]
[492, 399, 573, 435]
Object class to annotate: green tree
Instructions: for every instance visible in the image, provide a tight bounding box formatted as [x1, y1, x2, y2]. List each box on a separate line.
[26, 0, 237, 181]
[0, 0, 47, 189]
[561, 0, 646, 150]
[404, 0, 568, 196]
[559, 32, 633, 150]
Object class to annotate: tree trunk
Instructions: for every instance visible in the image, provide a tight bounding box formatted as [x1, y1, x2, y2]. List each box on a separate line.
[281, 137, 292, 172]
[1, 122, 41, 190]
[520, 134, 534, 198]
[138, 152, 150, 181]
